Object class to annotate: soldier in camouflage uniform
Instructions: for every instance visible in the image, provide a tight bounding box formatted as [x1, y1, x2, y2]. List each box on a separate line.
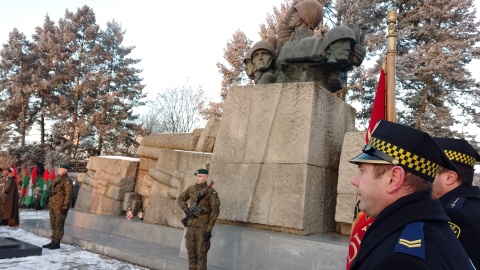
[177, 169, 220, 270]
[42, 163, 73, 250]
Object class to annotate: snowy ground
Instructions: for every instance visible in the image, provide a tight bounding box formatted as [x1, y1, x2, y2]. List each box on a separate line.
[0, 209, 148, 270]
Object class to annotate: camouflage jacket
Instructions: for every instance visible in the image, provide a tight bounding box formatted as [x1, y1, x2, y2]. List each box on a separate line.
[49, 174, 73, 210]
[177, 182, 220, 231]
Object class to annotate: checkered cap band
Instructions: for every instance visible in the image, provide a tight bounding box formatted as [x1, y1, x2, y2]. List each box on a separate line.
[444, 150, 476, 167]
[369, 137, 440, 178]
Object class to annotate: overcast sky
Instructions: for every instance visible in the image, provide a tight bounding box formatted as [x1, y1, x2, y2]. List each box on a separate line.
[0, 0, 286, 104]
[1, 1, 479, 140]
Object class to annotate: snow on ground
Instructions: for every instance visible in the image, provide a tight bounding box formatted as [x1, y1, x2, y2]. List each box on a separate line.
[0, 209, 147, 270]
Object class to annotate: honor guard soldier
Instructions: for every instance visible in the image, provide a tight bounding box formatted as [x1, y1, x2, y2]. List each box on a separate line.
[42, 163, 73, 250]
[432, 137, 480, 268]
[177, 169, 220, 270]
[348, 120, 475, 270]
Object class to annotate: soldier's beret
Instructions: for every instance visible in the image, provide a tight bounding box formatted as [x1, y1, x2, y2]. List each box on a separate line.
[59, 163, 70, 170]
[349, 120, 458, 182]
[433, 137, 480, 169]
[194, 168, 209, 175]
[1, 167, 13, 172]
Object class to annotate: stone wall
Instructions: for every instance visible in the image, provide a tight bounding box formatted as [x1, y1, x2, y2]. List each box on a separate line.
[334, 131, 365, 235]
[75, 156, 139, 215]
[73, 86, 361, 236]
[210, 83, 356, 235]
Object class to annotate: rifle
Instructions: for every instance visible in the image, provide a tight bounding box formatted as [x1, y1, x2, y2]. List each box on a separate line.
[181, 181, 214, 227]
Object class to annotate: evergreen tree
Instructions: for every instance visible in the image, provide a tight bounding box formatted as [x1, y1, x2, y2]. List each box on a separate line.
[30, 15, 64, 145]
[0, 29, 37, 146]
[93, 20, 145, 156]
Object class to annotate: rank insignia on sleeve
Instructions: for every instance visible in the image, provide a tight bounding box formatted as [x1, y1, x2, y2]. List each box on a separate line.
[446, 197, 465, 210]
[394, 222, 426, 260]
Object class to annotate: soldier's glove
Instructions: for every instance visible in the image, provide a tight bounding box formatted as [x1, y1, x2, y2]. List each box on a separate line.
[204, 231, 212, 242]
[184, 208, 195, 219]
[61, 207, 69, 214]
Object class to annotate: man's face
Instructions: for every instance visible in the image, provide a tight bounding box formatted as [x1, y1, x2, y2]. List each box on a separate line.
[195, 173, 208, 185]
[326, 39, 352, 63]
[252, 49, 272, 71]
[245, 59, 255, 77]
[2, 169, 9, 176]
[57, 167, 68, 176]
[351, 163, 389, 218]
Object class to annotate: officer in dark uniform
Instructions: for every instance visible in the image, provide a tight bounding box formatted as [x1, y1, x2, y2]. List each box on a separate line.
[177, 169, 220, 270]
[432, 137, 480, 268]
[348, 120, 474, 270]
[42, 163, 73, 250]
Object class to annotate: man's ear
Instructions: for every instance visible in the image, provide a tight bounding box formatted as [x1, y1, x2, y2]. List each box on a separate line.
[445, 170, 459, 186]
[386, 166, 405, 194]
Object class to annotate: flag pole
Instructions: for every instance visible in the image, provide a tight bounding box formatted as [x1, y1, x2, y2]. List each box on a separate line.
[386, 10, 397, 122]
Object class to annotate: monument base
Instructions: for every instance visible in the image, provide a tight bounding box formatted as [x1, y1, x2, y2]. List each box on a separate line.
[0, 237, 42, 259]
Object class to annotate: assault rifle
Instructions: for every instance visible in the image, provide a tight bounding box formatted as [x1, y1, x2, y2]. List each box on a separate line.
[181, 181, 214, 227]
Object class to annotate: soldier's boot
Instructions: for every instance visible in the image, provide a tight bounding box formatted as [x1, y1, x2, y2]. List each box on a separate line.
[48, 242, 61, 250]
[42, 241, 54, 248]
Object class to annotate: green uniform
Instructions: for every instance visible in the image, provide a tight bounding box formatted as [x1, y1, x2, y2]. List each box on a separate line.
[177, 183, 220, 270]
[48, 174, 73, 243]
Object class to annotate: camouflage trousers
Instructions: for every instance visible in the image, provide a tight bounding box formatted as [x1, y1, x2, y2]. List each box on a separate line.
[49, 208, 67, 242]
[185, 226, 211, 270]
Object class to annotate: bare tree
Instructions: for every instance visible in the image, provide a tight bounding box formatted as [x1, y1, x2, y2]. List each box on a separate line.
[147, 81, 207, 133]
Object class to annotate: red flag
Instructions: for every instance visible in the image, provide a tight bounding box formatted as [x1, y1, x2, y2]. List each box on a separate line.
[13, 164, 18, 185]
[346, 68, 385, 270]
[365, 68, 386, 144]
[21, 165, 30, 198]
[42, 168, 49, 183]
[30, 166, 37, 186]
[48, 170, 55, 181]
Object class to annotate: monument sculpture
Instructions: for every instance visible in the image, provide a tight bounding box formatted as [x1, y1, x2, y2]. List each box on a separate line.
[250, 0, 368, 93]
[75, 0, 366, 239]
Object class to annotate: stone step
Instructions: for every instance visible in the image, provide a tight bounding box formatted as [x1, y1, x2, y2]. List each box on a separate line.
[22, 209, 349, 270]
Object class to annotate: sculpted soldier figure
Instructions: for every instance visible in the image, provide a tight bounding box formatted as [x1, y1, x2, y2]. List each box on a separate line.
[250, 40, 277, 84]
[177, 169, 220, 270]
[243, 48, 255, 81]
[42, 163, 73, 250]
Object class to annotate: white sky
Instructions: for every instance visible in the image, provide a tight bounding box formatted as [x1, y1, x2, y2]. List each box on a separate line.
[0, 209, 146, 269]
[0, 0, 286, 105]
[0, 0, 479, 140]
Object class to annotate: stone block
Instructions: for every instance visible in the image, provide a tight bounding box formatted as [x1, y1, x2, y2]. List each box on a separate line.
[144, 196, 184, 228]
[141, 133, 198, 150]
[74, 184, 93, 212]
[90, 192, 123, 215]
[335, 193, 357, 224]
[136, 146, 161, 159]
[210, 83, 354, 234]
[195, 117, 220, 153]
[336, 131, 365, 194]
[213, 83, 355, 167]
[334, 131, 365, 225]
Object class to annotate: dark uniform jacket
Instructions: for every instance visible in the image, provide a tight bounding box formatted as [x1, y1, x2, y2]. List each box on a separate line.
[177, 182, 220, 232]
[439, 185, 480, 268]
[1, 176, 19, 224]
[49, 174, 73, 210]
[350, 192, 474, 270]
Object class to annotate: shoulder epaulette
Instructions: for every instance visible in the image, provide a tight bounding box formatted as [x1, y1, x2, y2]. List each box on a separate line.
[394, 222, 425, 260]
[445, 197, 465, 210]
